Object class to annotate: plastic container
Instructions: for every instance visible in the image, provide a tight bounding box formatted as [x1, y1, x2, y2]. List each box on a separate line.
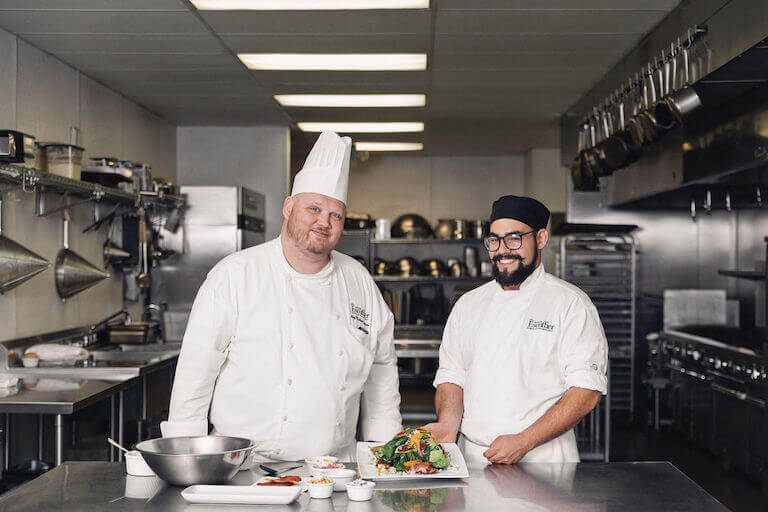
[306, 478, 334, 499]
[22, 353, 39, 368]
[125, 450, 155, 476]
[43, 144, 84, 179]
[346, 480, 375, 501]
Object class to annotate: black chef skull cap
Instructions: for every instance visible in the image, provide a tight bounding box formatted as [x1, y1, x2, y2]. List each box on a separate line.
[490, 195, 550, 231]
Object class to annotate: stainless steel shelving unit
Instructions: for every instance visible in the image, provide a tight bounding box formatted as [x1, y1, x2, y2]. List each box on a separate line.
[559, 233, 637, 418]
[0, 163, 183, 209]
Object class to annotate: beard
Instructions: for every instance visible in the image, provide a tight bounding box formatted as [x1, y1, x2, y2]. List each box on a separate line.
[285, 214, 335, 255]
[492, 245, 538, 287]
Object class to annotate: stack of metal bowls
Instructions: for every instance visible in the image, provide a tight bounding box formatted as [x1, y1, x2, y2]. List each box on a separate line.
[135, 436, 255, 486]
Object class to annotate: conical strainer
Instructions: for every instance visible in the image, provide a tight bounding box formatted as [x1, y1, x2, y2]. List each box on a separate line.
[0, 195, 50, 294]
[54, 211, 109, 299]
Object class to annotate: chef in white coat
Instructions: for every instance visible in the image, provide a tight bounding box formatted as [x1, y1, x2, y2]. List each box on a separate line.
[425, 195, 607, 465]
[161, 131, 402, 463]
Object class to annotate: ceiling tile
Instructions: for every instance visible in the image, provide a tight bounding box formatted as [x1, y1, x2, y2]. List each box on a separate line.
[435, 10, 670, 34]
[435, 32, 640, 53]
[22, 33, 224, 53]
[432, 50, 624, 69]
[57, 53, 239, 71]
[0, 0, 187, 9]
[0, 11, 206, 34]
[436, 0, 679, 10]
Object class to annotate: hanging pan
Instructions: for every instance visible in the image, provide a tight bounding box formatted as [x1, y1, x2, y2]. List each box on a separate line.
[0, 195, 50, 294]
[55, 211, 109, 299]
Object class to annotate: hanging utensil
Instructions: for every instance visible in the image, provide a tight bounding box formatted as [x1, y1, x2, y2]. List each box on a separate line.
[103, 219, 130, 268]
[654, 38, 702, 130]
[136, 207, 151, 289]
[55, 210, 110, 299]
[638, 63, 661, 144]
[602, 93, 642, 171]
[0, 194, 50, 294]
[625, 75, 646, 146]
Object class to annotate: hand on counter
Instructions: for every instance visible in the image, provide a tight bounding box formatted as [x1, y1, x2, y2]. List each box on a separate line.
[420, 422, 458, 443]
[482, 433, 534, 464]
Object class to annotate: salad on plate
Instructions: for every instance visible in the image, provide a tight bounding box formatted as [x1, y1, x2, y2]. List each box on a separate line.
[371, 428, 450, 475]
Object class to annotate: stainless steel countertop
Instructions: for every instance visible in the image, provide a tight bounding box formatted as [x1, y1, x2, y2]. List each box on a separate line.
[0, 348, 179, 414]
[0, 461, 727, 511]
[0, 378, 135, 414]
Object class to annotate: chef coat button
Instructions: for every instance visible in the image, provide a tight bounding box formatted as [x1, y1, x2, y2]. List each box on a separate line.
[339, 351, 343, 357]
[335, 421, 341, 427]
[340, 386, 345, 392]
[282, 416, 288, 422]
[335, 314, 341, 321]
[288, 307, 293, 314]
[288, 343, 294, 350]
[287, 378, 293, 385]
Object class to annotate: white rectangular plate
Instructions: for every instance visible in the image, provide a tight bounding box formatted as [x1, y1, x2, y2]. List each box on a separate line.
[181, 484, 301, 505]
[356, 441, 469, 481]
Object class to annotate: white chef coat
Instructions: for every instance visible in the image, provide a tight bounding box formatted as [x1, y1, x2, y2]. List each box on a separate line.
[433, 264, 608, 465]
[162, 237, 402, 463]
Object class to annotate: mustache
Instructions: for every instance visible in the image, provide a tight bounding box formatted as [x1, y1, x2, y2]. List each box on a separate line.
[492, 253, 523, 263]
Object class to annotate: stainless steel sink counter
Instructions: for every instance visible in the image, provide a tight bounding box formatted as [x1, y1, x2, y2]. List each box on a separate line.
[0, 460, 728, 511]
[0, 345, 181, 467]
[0, 377, 134, 415]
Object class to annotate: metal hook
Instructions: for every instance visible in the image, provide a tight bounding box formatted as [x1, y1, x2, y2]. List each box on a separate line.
[704, 189, 712, 214]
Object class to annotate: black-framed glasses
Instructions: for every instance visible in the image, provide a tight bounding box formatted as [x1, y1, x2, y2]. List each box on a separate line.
[483, 229, 537, 251]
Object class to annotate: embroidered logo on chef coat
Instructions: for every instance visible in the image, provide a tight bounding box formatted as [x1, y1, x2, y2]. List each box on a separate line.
[526, 319, 555, 332]
[350, 303, 370, 334]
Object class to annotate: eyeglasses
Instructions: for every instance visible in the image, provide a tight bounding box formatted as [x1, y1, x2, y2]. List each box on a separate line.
[483, 229, 537, 251]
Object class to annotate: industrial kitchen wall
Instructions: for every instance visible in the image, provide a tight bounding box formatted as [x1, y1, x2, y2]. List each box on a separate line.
[0, 27, 177, 341]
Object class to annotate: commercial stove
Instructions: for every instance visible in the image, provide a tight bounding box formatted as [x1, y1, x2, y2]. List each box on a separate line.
[653, 326, 768, 488]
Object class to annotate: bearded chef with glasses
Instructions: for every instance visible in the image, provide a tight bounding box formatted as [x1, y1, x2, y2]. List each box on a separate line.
[424, 195, 608, 465]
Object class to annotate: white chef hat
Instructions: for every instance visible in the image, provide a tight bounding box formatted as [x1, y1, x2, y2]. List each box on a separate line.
[291, 131, 352, 204]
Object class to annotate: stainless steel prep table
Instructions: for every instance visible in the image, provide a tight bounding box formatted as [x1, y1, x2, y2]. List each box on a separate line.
[0, 461, 727, 511]
[0, 351, 179, 467]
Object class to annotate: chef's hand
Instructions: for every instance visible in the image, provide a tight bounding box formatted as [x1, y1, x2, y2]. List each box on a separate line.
[421, 422, 458, 443]
[483, 434, 534, 464]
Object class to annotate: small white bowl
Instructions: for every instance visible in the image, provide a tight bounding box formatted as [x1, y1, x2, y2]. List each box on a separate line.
[125, 450, 155, 477]
[306, 479, 335, 499]
[346, 480, 375, 501]
[22, 356, 39, 368]
[321, 468, 356, 491]
[305, 455, 338, 467]
[311, 462, 345, 478]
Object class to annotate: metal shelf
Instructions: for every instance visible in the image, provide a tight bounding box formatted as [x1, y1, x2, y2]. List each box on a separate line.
[561, 232, 636, 423]
[0, 163, 182, 209]
[717, 269, 766, 281]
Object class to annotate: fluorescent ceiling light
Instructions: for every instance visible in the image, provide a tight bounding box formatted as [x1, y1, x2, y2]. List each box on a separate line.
[191, 1, 429, 9]
[275, 94, 425, 108]
[298, 122, 424, 133]
[355, 142, 423, 151]
[239, 53, 427, 71]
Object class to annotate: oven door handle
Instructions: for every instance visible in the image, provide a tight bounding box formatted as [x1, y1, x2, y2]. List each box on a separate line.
[711, 382, 766, 408]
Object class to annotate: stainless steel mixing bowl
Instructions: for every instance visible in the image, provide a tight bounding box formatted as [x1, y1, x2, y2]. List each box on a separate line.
[134, 436, 255, 486]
